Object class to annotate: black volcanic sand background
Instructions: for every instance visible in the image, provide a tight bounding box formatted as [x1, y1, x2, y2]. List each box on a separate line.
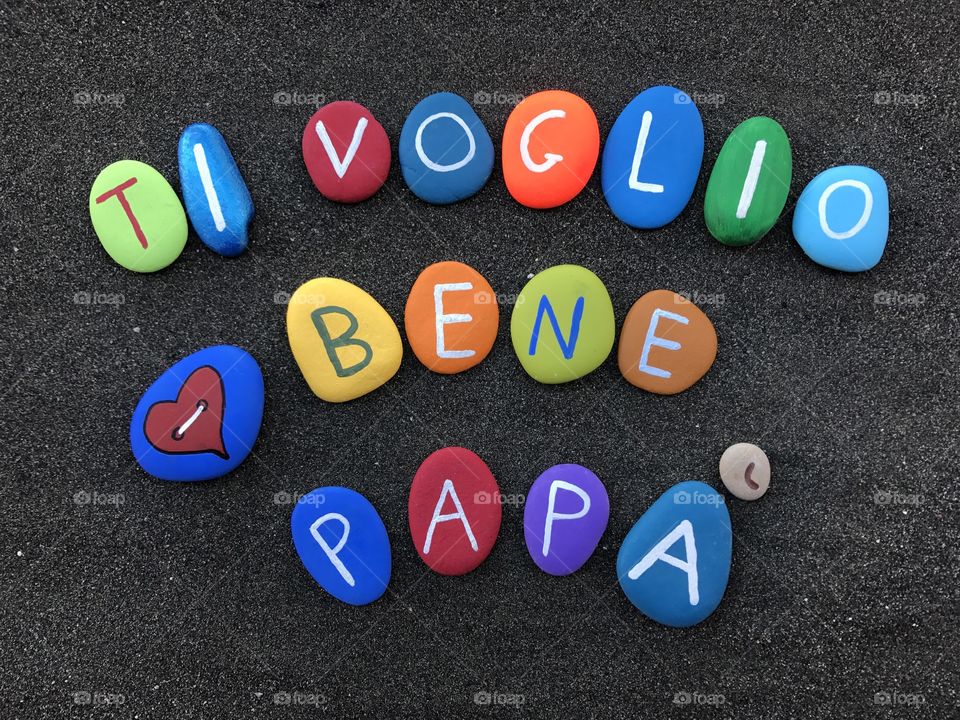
[1, 2, 958, 718]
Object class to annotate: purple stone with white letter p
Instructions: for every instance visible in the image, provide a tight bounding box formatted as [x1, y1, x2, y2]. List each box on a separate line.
[523, 464, 609, 575]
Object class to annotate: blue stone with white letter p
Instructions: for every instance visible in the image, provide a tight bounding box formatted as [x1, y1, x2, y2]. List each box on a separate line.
[601, 85, 704, 229]
[792, 165, 888, 272]
[616, 480, 732, 627]
[291, 486, 392, 606]
[399, 92, 494, 205]
[178, 122, 253, 257]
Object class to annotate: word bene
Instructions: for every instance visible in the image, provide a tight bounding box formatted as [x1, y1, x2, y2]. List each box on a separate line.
[291, 448, 734, 628]
[287, 264, 717, 399]
[88, 86, 890, 276]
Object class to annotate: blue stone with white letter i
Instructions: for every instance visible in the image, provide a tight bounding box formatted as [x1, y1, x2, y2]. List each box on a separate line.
[291, 486, 392, 606]
[616, 480, 732, 628]
[177, 122, 254, 257]
[399, 92, 494, 205]
[792, 165, 889, 272]
[601, 85, 705, 229]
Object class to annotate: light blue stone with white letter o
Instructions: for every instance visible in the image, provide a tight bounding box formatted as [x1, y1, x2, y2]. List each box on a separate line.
[792, 165, 888, 272]
[616, 480, 732, 628]
[601, 85, 704, 229]
[399, 92, 494, 205]
[291, 486, 391, 606]
[177, 122, 253, 257]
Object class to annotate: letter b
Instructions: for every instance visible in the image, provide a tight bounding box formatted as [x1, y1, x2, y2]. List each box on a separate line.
[311, 306, 373, 377]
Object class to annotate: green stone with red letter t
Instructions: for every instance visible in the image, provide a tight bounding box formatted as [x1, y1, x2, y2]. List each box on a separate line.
[89, 160, 187, 272]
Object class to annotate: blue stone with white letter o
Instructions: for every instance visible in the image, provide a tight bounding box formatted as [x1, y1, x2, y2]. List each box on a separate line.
[792, 165, 889, 272]
[616, 480, 732, 627]
[399, 92, 494, 205]
[291, 486, 392, 606]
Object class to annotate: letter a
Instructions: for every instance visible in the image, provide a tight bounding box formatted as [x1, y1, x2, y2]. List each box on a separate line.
[627, 519, 699, 605]
[423, 479, 478, 554]
[311, 306, 374, 378]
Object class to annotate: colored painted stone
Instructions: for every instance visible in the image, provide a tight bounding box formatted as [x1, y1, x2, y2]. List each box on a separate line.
[286, 277, 402, 403]
[523, 464, 609, 576]
[510, 265, 614, 384]
[302, 101, 391, 203]
[408, 447, 501, 576]
[502, 90, 599, 209]
[704, 117, 792, 246]
[130, 345, 264, 482]
[616, 481, 732, 627]
[719, 443, 770, 501]
[792, 165, 889, 272]
[618, 290, 717, 395]
[89, 160, 187, 272]
[178, 122, 254, 257]
[601, 86, 705, 229]
[404, 261, 499, 374]
[291, 486, 391, 606]
[399, 92, 494, 205]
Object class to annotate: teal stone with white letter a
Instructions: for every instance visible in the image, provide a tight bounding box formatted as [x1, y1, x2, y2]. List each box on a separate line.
[616, 481, 732, 627]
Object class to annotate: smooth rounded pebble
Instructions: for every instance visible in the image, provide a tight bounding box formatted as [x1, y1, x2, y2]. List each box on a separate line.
[618, 289, 717, 395]
[523, 464, 609, 576]
[286, 277, 402, 402]
[511, 264, 614, 384]
[502, 90, 599, 209]
[302, 101, 391, 203]
[130, 345, 264, 482]
[792, 165, 889, 272]
[178, 122, 253, 257]
[404, 260, 499, 374]
[408, 447, 501, 576]
[602, 85, 704, 229]
[399, 92, 494, 205]
[719, 443, 770, 500]
[704, 116, 792, 246]
[291, 486, 392, 606]
[89, 159, 187, 272]
[616, 480, 732, 628]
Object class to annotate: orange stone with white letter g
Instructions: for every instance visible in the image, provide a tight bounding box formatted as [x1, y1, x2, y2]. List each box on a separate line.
[617, 290, 717, 395]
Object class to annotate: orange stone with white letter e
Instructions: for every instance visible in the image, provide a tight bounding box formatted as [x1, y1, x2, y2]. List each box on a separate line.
[618, 290, 717, 395]
[404, 261, 499, 374]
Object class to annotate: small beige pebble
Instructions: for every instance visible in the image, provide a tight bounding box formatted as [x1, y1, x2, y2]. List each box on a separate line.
[719, 443, 770, 500]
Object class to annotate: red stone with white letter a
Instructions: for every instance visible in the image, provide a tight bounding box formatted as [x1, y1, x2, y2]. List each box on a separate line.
[407, 447, 502, 575]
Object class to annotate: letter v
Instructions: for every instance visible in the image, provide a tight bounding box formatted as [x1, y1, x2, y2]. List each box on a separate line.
[316, 117, 368, 179]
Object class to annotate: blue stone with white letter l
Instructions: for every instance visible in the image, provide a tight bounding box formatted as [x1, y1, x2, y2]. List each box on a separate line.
[291, 486, 392, 606]
[399, 92, 494, 205]
[616, 480, 732, 627]
[792, 165, 889, 272]
[601, 85, 705, 229]
[177, 122, 254, 257]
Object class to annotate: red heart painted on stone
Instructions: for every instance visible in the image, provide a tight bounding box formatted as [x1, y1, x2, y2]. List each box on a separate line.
[143, 365, 229, 459]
